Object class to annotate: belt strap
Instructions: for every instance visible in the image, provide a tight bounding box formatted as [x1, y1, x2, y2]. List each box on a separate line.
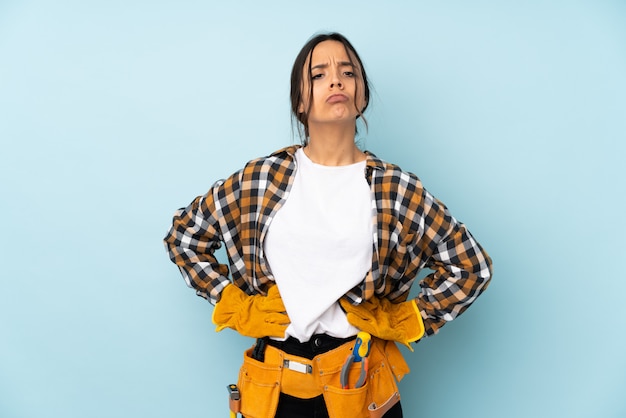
[368, 392, 400, 418]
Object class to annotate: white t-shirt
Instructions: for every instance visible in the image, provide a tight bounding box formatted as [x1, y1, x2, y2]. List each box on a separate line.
[264, 148, 373, 342]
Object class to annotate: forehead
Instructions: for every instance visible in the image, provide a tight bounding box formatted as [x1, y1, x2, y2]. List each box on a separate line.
[309, 40, 354, 66]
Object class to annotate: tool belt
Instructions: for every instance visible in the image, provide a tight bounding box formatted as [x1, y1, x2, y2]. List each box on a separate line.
[235, 336, 409, 418]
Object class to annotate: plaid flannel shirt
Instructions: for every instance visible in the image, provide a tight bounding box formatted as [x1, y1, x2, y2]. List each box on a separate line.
[164, 145, 492, 337]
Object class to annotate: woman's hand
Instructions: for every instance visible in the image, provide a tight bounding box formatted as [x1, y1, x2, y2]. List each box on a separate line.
[212, 284, 290, 338]
[340, 296, 425, 351]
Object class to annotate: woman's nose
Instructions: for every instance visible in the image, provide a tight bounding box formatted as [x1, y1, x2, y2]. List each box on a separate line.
[330, 79, 343, 88]
[330, 71, 343, 88]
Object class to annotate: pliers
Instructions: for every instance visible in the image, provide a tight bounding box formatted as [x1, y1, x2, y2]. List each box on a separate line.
[340, 331, 372, 389]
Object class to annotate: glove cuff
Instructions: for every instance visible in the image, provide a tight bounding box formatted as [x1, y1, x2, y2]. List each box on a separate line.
[406, 299, 425, 343]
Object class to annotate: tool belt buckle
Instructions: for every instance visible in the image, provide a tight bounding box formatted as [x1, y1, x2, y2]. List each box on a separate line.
[283, 359, 312, 374]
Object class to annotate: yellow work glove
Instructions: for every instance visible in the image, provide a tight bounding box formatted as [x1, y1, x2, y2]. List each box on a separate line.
[340, 297, 425, 351]
[212, 284, 290, 339]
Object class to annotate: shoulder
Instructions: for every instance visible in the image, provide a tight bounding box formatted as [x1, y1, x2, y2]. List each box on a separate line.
[210, 146, 300, 200]
[230, 146, 300, 188]
[365, 151, 424, 193]
[242, 145, 300, 170]
[365, 153, 446, 224]
[213, 146, 297, 186]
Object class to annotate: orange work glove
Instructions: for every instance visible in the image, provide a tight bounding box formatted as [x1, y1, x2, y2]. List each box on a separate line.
[212, 284, 290, 339]
[339, 297, 425, 351]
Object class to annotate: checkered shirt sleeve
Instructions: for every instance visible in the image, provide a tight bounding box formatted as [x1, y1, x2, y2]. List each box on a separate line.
[367, 161, 493, 337]
[163, 169, 245, 304]
[416, 190, 492, 336]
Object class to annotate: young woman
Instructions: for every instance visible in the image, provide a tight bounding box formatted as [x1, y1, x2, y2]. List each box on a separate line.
[164, 32, 492, 418]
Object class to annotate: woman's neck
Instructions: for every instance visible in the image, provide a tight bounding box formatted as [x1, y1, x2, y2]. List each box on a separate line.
[305, 123, 365, 166]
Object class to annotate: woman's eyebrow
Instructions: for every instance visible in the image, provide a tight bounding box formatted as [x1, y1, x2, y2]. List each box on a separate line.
[311, 61, 354, 70]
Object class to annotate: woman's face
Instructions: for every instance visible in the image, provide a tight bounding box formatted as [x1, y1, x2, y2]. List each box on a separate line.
[299, 40, 366, 129]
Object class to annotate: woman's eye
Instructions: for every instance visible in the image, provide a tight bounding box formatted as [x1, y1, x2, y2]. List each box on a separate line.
[312, 73, 323, 80]
[343, 71, 355, 77]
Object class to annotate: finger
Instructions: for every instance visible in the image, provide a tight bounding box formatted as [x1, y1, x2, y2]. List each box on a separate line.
[267, 284, 282, 298]
[264, 312, 291, 325]
[400, 341, 414, 352]
[345, 309, 376, 322]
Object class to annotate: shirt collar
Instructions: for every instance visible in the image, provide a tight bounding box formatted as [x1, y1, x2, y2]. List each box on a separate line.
[270, 145, 386, 172]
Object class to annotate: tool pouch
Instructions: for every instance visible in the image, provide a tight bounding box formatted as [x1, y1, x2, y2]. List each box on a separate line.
[236, 347, 282, 418]
[321, 339, 409, 418]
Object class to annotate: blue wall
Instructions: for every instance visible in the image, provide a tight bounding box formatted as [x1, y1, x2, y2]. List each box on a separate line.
[1, 1, 625, 417]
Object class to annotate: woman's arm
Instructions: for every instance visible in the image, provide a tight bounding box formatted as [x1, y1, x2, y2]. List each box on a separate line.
[163, 172, 242, 305]
[415, 189, 493, 337]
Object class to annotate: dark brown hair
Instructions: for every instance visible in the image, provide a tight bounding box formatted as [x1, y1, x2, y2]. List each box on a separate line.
[290, 32, 370, 144]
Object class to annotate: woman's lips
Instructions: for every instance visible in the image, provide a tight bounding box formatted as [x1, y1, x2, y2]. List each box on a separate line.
[326, 94, 348, 104]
